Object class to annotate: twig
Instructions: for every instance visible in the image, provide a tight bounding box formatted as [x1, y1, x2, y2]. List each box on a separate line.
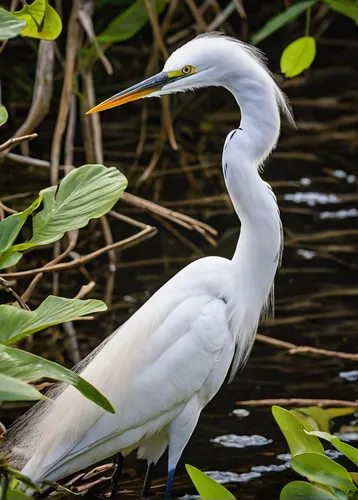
[184, 0, 208, 32]
[63, 321, 81, 364]
[121, 192, 218, 238]
[143, 0, 168, 59]
[74, 281, 96, 299]
[0, 277, 31, 310]
[78, 0, 113, 74]
[1, 41, 54, 156]
[256, 333, 358, 361]
[236, 398, 358, 408]
[109, 210, 148, 230]
[21, 231, 79, 302]
[5, 152, 51, 168]
[50, 2, 80, 185]
[64, 94, 77, 171]
[0, 133, 38, 152]
[2, 226, 157, 278]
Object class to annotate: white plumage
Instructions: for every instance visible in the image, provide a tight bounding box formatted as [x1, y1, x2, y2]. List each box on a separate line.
[2, 32, 293, 498]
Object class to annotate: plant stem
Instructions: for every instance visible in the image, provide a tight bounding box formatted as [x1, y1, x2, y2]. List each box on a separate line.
[305, 7, 311, 36]
[1, 472, 9, 500]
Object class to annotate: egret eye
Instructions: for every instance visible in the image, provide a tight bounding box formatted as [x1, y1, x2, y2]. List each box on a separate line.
[182, 65, 193, 75]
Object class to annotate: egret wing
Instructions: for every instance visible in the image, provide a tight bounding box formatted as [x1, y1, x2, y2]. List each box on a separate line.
[18, 260, 232, 482]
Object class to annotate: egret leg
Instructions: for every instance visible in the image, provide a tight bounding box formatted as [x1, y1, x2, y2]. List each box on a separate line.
[111, 452, 123, 497]
[164, 468, 176, 499]
[140, 462, 155, 499]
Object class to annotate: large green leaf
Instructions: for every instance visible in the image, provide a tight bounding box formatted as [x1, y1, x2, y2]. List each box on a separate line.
[0, 104, 9, 126]
[186, 465, 235, 499]
[281, 36, 317, 78]
[0, 373, 44, 401]
[97, 0, 167, 43]
[291, 452, 357, 494]
[0, 252, 22, 270]
[0, 344, 115, 414]
[0, 195, 42, 253]
[280, 481, 339, 500]
[307, 431, 358, 467]
[272, 406, 324, 456]
[12, 164, 127, 249]
[13, 0, 62, 40]
[0, 8, 26, 40]
[292, 407, 331, 432]
[0, 487, 31, 500]
[0, 295, 107, 345]
[251, 0, 317, 45]
[325, 408, 356, 420]
[324, 0, 358, 24]
[1, 489, 31, 500]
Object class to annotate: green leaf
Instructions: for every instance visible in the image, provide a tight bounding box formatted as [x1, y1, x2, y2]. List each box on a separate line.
[272, 406, 324, 456]
[292, 406, 331, 432]
[0, 373, 44, 401]
[291, 452, 357, 493]
[280, 36, 316, 78]
[0, 345, 115, 414]
[97, 0, 167, 43]
[0, 295, 107, 345]
[7, 467, 39, 491]
[13, 0, 62, 40]
[307, 431, 358, 467]
[185, 464, 236, 499]
[251, 0, 317, 45]
[13, 164, 127, 250]
[0, 488, 31, 500]
[0, 195, 43, 253]
[0, 252, 23, 270]
[280, 481, 338, 499]
[324, 0, 358, 24]
[325, 408, 356, 420]
[0, 104, 9, 126]
[0, 8, 26, 40]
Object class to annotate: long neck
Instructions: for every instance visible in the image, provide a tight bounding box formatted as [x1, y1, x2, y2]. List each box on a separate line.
[223, 72, 283, 319]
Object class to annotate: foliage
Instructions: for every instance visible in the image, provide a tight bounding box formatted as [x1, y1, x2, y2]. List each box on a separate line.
[0, 344, 114, 412]
[273, 405, 358, 499]
[0, 164, 127, 269]
[81, 0, 168, 70]
[186, 464, 236, 499]
[252, 0, 358, 77]
[0, 163, 126, 498]
[251, 0, 317, 45]
[0, 8, 26, 41]
[280, 36, 316, 78]
[0, 105, 9, 127]
[272, 405, 324, 455]
[97, 0, 167, 43]
[325, 0, 358, 23]
[0, 373, 45, 402]
[0, 164, 126, 403]
[13, 0, 62, 40]
[0, 296, 105, 345]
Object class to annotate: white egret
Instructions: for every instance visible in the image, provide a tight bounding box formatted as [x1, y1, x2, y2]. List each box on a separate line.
[3, 32, 293, 498]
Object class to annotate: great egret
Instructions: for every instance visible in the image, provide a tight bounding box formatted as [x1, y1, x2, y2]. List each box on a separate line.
[3, 32, 293, 498]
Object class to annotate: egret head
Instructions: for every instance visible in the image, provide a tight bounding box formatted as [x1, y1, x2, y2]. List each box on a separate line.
[86, 33, 259, 114]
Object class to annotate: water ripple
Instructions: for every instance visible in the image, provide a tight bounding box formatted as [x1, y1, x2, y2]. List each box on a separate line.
[210, 434, 272, 448]
[206, 470, 261, 484]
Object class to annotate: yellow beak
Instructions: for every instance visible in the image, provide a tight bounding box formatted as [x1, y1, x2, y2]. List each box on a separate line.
[86, 71, 170, 114]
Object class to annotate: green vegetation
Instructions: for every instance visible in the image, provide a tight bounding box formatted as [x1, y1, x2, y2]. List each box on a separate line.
[273, 405, 358, 499]
[252, 0, 358, 77]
